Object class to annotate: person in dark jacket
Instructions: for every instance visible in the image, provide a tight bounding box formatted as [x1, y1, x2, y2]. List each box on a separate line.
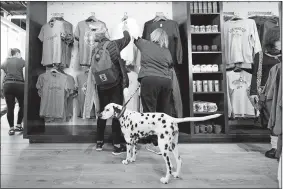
[250, 26, 281, 160]
[131, 27, 173, 155]
[94, 22, 131, 155]
[1, 48, 25, 135]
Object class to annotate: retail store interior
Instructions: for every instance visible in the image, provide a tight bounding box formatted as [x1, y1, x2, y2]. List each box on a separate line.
[0, 1, 282, 188]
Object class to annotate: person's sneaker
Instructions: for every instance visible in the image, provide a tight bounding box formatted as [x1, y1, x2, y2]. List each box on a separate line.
[265, 148, 277, 159]
[146, 143, 162, 155]
[112, 144, 127, 156]
[96, 141, 104, 151]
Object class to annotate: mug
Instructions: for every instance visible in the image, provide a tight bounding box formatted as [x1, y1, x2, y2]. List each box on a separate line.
[203, 45, 210, 51]
[207, 125, 213, 133]
[214, 125, 222, 134]
[192, 45, 197, 51]
[194, 64, 201, 72]
[195, 125, 200, 134]
[200, 25, 206, 32]
[206, 25, 212, 32]
[212, 64, 219, 72]
[212, 25, 218, 32]
[191, 25, 195, 33]
[194, 25, 200, 33]
[200, 125, 207, 133]
[200, 65, 207, 72]
[206, 64, 213, 72]
[211, 45, 218, 51]
[197, 45, 203, 51]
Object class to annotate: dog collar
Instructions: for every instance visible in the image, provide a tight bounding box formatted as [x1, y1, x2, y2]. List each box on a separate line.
[116, 106, 126, 119]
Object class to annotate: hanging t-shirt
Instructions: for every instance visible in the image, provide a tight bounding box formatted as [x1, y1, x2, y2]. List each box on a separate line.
[111, 17, 141, 65]
[224, 19, 262, 65]
[61, 21, 74, 68]
[75, 71, 95, 118]
[125, 71, 139, 112]
[142, 19, 183, 65]
[38, 19, 73, 66]
[36, 71, 69, 119]
[74, 20, 107, 66]
[227, 70, 258, 118]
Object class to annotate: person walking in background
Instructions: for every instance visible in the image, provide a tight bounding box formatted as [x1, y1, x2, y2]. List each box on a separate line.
[131, 27, 174, 155]
[1, 48, 25, 135]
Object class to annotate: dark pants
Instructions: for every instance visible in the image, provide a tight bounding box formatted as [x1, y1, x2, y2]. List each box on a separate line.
[140, 76, 172, 145]
[97, 83, 123, 145]
[3, 82, 24, 128]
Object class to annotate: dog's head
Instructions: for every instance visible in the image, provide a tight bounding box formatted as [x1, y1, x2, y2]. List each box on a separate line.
[98, 103, 123, 119]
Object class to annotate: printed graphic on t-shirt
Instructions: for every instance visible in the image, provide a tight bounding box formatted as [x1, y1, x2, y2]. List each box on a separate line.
[84, 29, 97, 48]
[229, 27, 247, 37]
[82, 82, 87, 95]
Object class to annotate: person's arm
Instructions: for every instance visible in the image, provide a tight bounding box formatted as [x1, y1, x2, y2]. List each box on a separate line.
[174, 22, 183, 65]
[113, 30, 131, 52]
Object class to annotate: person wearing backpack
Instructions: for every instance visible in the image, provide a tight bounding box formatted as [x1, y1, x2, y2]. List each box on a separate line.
[91, 22, 130, 155]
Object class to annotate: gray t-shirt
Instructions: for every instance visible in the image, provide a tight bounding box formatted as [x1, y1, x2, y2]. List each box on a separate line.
[36, 71, 69, 119]
[134, 38, 172, 81]
[1, 57, 25, 83]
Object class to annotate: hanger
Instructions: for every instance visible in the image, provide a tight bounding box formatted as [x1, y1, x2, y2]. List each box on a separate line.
[153, 12, 167, 22]
[228, 12, 244, 21]
[50, 13, 64, 23]
[233, 66, 243, 72]
[86, 12, 98, 22]
[122, 12, 128, 22]
[50, 68, 59, 74]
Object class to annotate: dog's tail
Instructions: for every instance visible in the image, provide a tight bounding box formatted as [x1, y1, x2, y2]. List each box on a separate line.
[173, 114, 222, 124]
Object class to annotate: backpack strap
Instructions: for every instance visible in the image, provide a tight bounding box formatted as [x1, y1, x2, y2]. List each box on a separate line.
[102, 41, 110, 50]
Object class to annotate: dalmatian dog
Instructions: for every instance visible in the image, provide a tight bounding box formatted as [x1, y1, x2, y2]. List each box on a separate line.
[99, 103, 221, 184]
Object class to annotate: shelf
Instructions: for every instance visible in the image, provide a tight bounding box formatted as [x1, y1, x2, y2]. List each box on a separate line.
[193, 71, 222, 74]
[191, 32, 220, 34]
[194, 111, 224, 115]
[192, 51, 222, 54]
[191, 13, 220, 15]
[193, 92, 224, 94]
[192, 133, 226, 138]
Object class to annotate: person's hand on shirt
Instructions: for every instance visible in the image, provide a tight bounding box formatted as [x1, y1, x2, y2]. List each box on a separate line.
[123, 87, 129, 100]
[250, 95, 259, 104]
[122, 22, 129, 32]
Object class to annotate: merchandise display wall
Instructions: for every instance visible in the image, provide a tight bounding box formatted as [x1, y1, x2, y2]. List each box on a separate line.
[23, 1, 281, 143]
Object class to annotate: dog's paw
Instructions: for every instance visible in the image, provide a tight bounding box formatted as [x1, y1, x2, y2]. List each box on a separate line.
[129, 158, 136, 162]
[160, 177, 169, 184]
[122, 159, 129, 165]
[172, 172, 179, 178]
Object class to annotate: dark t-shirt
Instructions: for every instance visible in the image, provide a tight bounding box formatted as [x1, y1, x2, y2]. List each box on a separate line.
[134, 38, 172, 81]
[1, 57, 25, 83]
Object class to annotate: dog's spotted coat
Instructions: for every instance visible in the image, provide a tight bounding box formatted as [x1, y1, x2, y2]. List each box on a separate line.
[100, 103, 221, 184]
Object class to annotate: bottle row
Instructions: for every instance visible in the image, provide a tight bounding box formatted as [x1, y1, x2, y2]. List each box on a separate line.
[190, 1, 219, 14]
[191, 25, 219, 33]
[193, 80, 220, 92]
[194, 123, 222, 134]
[192, 45, 219, 52]
[193, 101, 218, 113]
[193, 64, 219, 73]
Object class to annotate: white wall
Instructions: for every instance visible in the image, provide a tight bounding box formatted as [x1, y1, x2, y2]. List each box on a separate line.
[1, 17, 26, 63]
[47, 1, 173, 74]
[223, 1, 280, 17]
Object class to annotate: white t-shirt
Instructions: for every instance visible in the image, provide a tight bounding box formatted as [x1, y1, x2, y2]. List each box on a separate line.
[224, 19, 262, 65]
[227, 70, 259, 117]
[111, 17, 141, 65]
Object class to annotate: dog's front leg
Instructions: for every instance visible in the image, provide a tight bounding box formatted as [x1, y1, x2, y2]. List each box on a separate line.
[129, 143, 137, 162]
[122, 141, 132, 165]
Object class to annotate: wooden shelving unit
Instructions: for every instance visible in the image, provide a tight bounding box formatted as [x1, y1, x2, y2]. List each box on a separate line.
[187, 1, 229, 138]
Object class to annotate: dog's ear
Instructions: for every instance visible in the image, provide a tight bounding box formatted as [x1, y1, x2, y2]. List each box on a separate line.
[113, 106, 121, 116]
